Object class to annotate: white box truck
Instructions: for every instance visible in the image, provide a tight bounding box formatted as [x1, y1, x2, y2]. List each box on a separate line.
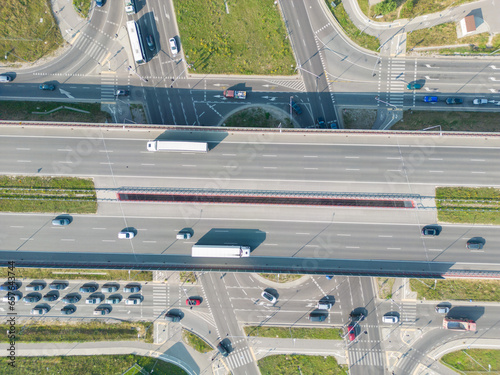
[147, 141, 208, 153]
[191, 245, 250, 258]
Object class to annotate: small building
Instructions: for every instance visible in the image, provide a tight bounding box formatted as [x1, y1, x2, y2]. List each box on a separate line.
[461, 15, 476, 35]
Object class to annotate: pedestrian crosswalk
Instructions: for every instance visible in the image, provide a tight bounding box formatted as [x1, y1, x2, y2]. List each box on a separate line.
[224, 347, 253, 370]
[401, 301, 417, 325]
[349, 348, 384, 367]
[267, 79, 306, 92]
[387, 60, 406, 108]
[71, 33, 109, 66]
[152, 284, 167, 317]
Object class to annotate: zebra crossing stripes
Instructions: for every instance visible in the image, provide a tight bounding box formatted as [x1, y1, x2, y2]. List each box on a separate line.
[349, 349, 384, 367]
[401, 301, 417, 325]
[266, 79, 306, 92]
[388, 60, 406, 108]
[224, 348, 253, 370]
[71, 33, 109, 64]
[152, 284, 167, 316]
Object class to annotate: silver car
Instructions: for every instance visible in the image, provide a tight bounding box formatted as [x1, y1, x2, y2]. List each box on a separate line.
[435, 306, 450, 314]
[85, 296, 102, 304]
[52, 218, 70, 226]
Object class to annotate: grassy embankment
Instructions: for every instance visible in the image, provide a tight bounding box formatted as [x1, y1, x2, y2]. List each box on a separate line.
[0, 267, 152, 281]
[259, 274, 304, 283]
[1, 0, 63, 63]
[410, 279, 500, 301]
[259, 355, 348, 375]
[174, 0, 295, 75]
[182, 330, 212, 353]
[392, 111, 500, 132]
[0, 355, 186, 375]
[244, 326, 343, 340]
[0, 176, 97, 214]
[441, 349, 500, 373]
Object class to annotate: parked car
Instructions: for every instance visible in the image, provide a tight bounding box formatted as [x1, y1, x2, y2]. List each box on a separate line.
[445, 97, 463, 105]
[125, 296, 143, 305]
[0, 282, 21, 291]
[94, 307, 110, 315]
[466, 239, 484, 250]
[26, 282, 44, 291]
[435, 306, 450, 314]
[118, 231, 135, 239]
[186, 297, 201, 306]
[290, 100, 302, 115]
[80, 285, 97, 293]
[165, 311, 181, 322]
[23, 294, 41, 303]
[62, 295, 80, 304]
[423, 96, 438, 103]
[52, 218, 70, 226]
[406, 82, 421, 90]
[123, 284, 141, 293]
[382, 315, 399, 323]
[316, 117, 326, 129]
[61, 306, 76, 315]
[42, 292, 59, 302]
[146, 35, 155, 51]
[85, 296, 102, 304]
[2, 292, 22, 302]
[39, 83, 55, 91]
[176, 231, 192, 240]
[105, 295, 122, 304]
[101, 284, 119, 293]
[217, 341, 229, 357]
[31, 306, 49, 315]
[261, 291, 277, 304]
[169, 38, 178, 56]
[421, 226, 439, 236]
[49, 281, 68, 290]
[473, 98, 488, 105]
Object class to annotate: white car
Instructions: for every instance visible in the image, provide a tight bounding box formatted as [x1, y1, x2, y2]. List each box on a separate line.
[435, 306, 450, 314]
[169, 38, 178, 56]
[86, 297, 102, 304]
[176, 231, 192, 240]
[118, 231, 135, 239]
[473, 98, 488, 105]
[382, 315, 399, 324]
[125, 296, 143, 305]
[261, 291, 277, 304]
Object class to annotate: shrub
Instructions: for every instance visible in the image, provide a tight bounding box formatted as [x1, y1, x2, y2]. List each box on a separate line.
[374, 0, 397, 15]
[400, 0, 414, 18]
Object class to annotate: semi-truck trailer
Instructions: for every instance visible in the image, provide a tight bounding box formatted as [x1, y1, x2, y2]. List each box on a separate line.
[191, 245, 251, 258]
[443, 317, 476, 331]
[223, 90, 246, 99]
[146, 141, 208, 152]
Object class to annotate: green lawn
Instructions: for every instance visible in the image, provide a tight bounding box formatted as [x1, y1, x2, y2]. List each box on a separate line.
[0, 355, 186, 375]
[377, 277, 395, 299]
[174, 0, 295, 75]
[0, 176, 97, 214]
[391, 110, 500, 132]
[182, 330, 212, 353]
[326, 0, 380, 51]
[441, 349, 500, 373]
[0, 0, 63, 63]
[0, 267, 152, 281]
[0, 321, 153, 343]
[0, 101, 112, 123]
[73, 0, 92, 18]
[410, 279, 500, 301]
[436, 187, 500, 225]
[259, 355, 348, 375]
[223, 108, 293, 128]
[244, 326, 343, 340]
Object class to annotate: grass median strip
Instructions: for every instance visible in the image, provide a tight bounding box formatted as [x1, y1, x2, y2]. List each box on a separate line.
[436, 187, 500, 225]
[0, 267, 152, 281]
[182, 330, 212, 353]
[244, 326, 343, 340]
[259, 354, 348, 375]
[0, 176, 97, 214]
[410, 279, 500, 301]
[441, 349, 500, 373]
[0, 321, 153, 343]
[0, 354, 187, 375]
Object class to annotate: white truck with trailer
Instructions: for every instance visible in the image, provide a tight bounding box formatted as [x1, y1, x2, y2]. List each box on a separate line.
[147, 140, 208, 153]
[191, 245, 250, 258]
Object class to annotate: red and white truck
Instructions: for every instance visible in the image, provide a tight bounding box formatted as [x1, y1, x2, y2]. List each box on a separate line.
[443, 317, 476, 331]
[223, 90, 246, 99]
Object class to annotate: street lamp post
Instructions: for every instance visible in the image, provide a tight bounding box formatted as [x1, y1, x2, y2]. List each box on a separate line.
[289, 96, 293, 122]
[422, 125, 442, 136]
[170, 64, 192, 88]
[127, 65, 148, 83]
[296, 65, 320, 79]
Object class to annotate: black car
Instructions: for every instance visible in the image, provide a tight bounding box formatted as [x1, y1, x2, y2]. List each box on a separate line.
[290, 100, 302, 115]
[79, 285, 97, 293]
[95, 0, 104, 7]
[316, 117, 326, 129]
[61, 306, 76, 315]
[217, 341, 229, 357]
[421, 227, 439, 236]
[39, 83, 55, 91]
[165, 311, 181, 322]
[446, 97, 463, 105]
[0, 282, 21, 291]
[42, 292, 59, 302]
[146, 35, 155, 51]
[49, 281, 68, 290]
[62, 295, 80, 304]
[308, 312, 326, 322]
[23, 294, 41, 303]
[466, 239, 484, 250]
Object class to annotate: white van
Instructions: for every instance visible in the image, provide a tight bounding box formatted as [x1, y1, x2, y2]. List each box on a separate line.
[0, 75, 12, 82]
[317, 301, 333, 310]
[382, 315, 399, 324]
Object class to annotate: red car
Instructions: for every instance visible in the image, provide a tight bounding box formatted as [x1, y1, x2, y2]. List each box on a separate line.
[186, 297, 201, 306]
[347, 324, 356, 341]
